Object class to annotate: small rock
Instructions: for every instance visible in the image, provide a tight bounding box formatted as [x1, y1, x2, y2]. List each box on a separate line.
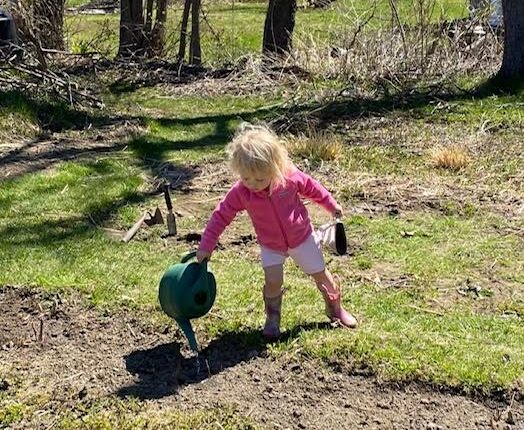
[377, 401, 390, 409]
[293, 410, 302, 418]
[388, 206, 400, 216]
[289, 362, 301, 372]
[0, 379, 9, 391]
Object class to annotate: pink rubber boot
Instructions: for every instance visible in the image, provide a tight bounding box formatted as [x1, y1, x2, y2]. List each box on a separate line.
[263, 289, 284, 341]
[319, 282, 357, 328]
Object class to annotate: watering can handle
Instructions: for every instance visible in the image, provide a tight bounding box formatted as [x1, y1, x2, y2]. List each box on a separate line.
[180, 251, 197, 263]
[180, 251, 208, 267]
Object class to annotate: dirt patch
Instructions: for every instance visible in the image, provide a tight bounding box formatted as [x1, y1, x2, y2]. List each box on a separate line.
[1, 286, 522, 429]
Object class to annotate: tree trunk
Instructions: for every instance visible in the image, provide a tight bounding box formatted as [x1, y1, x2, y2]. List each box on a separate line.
[498, 0, 524, 79]
[262, 0, 297, 56]
[118, 0, 144, 57]
[189, 0, 201, 65]
[0, 9, 18, 44]
[177, 0, 191, 62]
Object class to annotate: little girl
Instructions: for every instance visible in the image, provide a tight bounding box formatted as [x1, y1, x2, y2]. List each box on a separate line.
[196, 123, 357, 340]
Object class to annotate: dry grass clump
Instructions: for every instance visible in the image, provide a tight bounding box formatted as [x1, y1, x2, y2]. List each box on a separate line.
[284, 131, 345, 163]
[430, 145, 471, 170]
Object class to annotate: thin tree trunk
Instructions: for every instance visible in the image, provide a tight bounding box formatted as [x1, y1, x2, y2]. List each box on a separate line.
[0, 9, 17, 44]
[177, 0, 191, 62]
[189, 0, 201, 65]
[498, 0, 524, 79]
[118, 0, 144, 57]
[144, 0, 154, 34]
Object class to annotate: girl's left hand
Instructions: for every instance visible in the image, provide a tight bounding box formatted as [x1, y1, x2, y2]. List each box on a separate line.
[333, 204, 343, 219]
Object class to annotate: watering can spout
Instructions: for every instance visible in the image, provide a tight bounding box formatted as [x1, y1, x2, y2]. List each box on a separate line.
[175, 317, 199, 351]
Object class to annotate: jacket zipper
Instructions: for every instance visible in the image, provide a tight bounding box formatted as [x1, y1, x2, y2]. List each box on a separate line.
[268, 194, 289, 248]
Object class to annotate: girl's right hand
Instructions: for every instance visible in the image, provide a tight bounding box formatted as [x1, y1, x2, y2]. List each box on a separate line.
[196, 249, 211, 263]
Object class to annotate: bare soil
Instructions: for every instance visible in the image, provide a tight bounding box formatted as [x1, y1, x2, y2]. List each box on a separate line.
[1, 286, 522, 429]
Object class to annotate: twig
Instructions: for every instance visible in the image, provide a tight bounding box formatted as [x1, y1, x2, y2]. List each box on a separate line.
[408, 304, 444, 316]
[388, 0, 407, 57]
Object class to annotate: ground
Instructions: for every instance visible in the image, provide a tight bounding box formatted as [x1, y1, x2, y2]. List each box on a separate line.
[1, 286, 522, 430]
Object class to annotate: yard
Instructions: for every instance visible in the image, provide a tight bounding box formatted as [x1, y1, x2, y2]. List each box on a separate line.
[0, 0, 523, 428]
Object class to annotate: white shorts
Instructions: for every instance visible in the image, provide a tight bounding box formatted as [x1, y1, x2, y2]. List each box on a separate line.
[260, 232, 325, 275]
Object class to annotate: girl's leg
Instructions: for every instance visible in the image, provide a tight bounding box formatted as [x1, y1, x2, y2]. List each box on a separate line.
[262, 264, 285, 340]
[287, 233, 357, 329]
[311, 268, 357, 328]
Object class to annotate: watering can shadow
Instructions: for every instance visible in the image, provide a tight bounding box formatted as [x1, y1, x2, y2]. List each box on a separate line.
[158, 251, 216, 351]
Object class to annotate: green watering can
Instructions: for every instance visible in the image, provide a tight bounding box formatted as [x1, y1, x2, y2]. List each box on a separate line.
[158, 251, 216, 351]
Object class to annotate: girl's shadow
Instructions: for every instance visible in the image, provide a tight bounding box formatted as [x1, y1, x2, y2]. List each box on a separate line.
[116, 321, 331, 400]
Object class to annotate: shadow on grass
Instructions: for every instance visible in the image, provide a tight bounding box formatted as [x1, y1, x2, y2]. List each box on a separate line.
[0, 89, 133, 180]
[0, 90, 114, 132]
[116, 321, 332, 400]
[0, 190, 144, 247]
[476, 74, 524, 96]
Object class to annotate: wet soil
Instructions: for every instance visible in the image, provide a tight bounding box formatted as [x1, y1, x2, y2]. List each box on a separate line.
[1, 286, 522, 429]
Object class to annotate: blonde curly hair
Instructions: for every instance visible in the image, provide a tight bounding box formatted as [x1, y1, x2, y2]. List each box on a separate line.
[226, 123, 291, 191]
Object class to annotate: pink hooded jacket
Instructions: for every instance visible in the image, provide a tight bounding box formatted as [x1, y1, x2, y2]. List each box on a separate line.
[199, 167, 338, 253]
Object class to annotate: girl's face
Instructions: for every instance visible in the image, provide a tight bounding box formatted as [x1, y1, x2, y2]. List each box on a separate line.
[241, 172, 272, 192]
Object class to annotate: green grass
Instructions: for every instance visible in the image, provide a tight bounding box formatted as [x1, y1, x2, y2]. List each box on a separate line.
[278, 287, 524, 391]
[0, 392, 258, 430]
[0, 92, 40, 141]
[345, 214, 523, 285]
[421, 90, 524, 129]
[107, 90, 283, 163]
[0, 398, 25, 428]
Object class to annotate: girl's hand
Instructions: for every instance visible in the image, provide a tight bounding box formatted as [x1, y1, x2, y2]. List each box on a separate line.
[333, 204, 344, 219]
[196, 249, 211, 263]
